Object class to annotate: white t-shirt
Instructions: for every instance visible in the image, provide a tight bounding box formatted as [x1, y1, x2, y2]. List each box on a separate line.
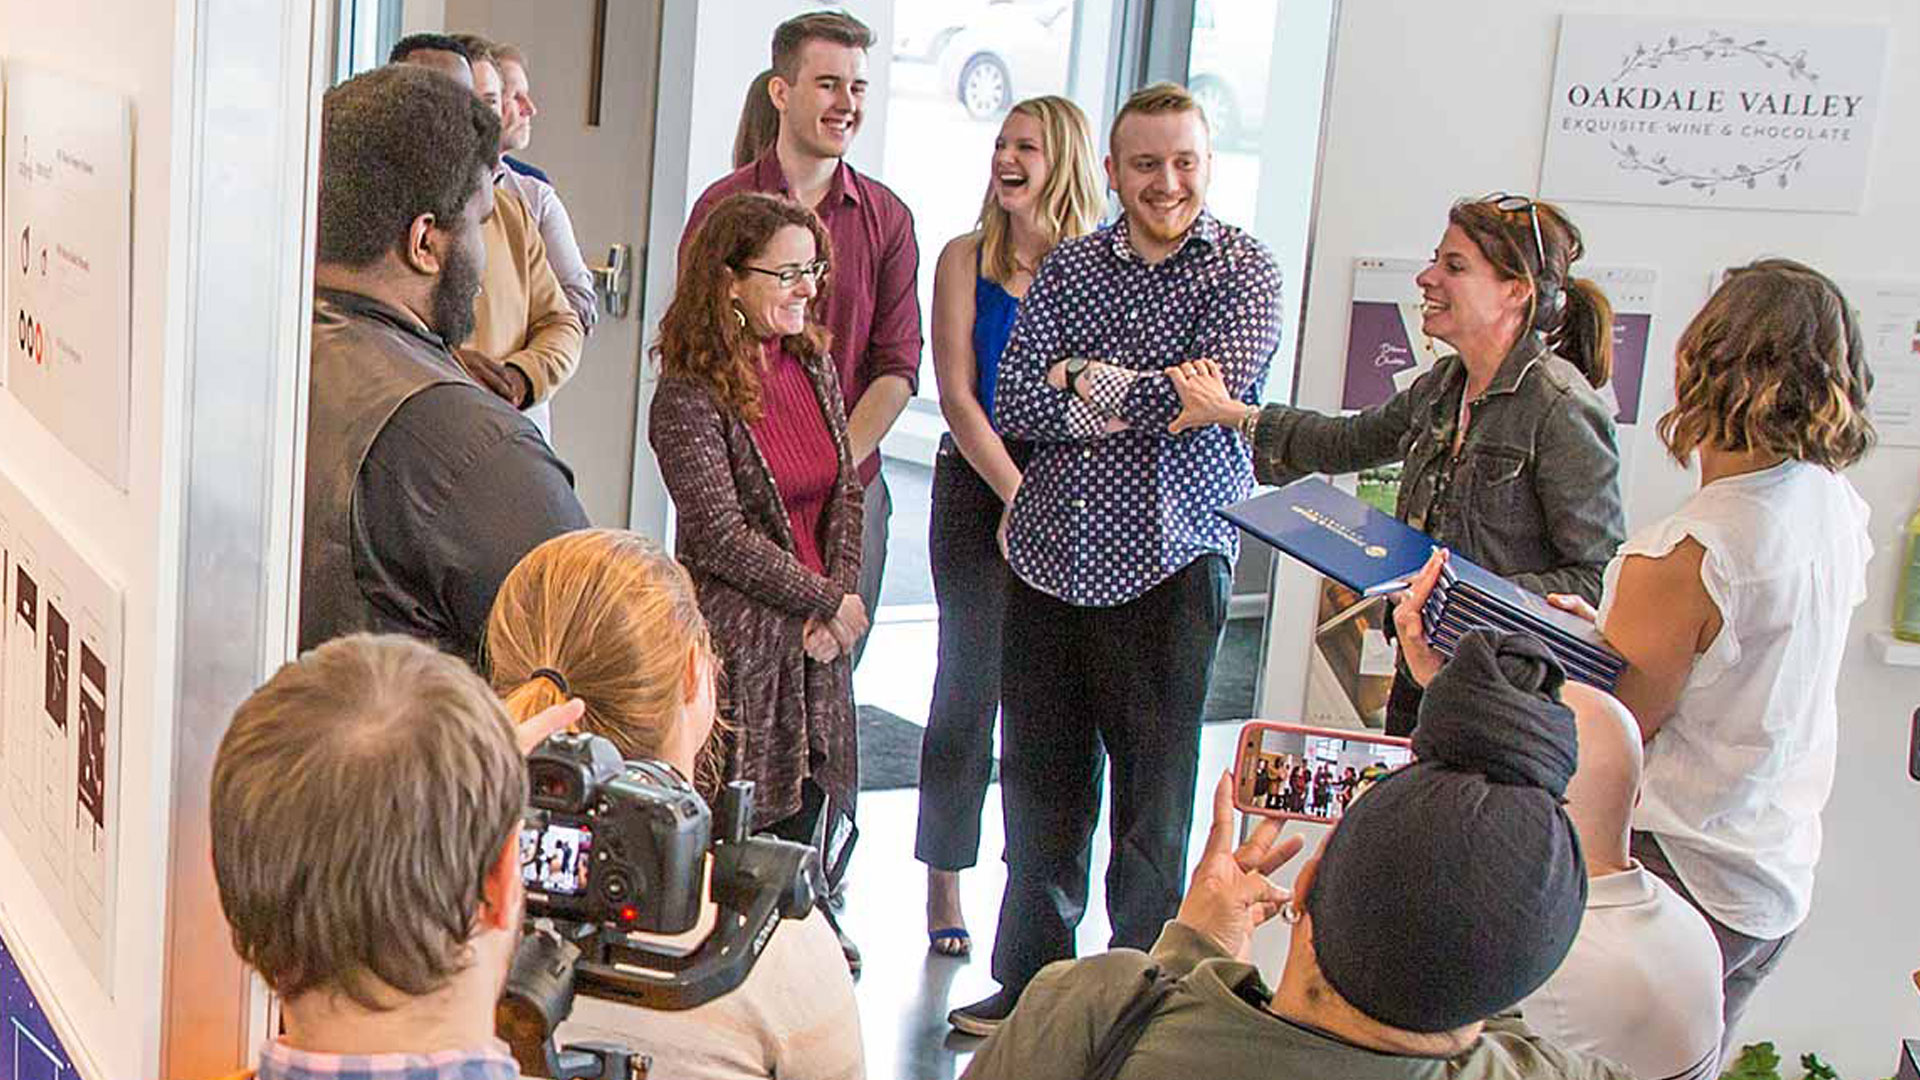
[558, 906, 865, 1080]
[1519, 862, 1725, 1080]
[1600, 460, 1871, 939]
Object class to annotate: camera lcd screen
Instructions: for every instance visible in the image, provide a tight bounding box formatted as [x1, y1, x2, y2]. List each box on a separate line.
[1239, 726, 1413, 823]
[521, 820, 593, 897]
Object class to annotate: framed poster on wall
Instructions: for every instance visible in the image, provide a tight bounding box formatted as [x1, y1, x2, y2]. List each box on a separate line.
[1541, 15, 1888, 213]
[2, 64, 134, 490]
[1340, 257, 1657, 426]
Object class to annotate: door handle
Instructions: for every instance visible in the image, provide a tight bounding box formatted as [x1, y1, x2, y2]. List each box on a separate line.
[589, 243, 633, 319]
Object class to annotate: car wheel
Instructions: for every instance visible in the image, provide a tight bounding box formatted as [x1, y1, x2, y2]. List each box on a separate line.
[957, 53, 1011, 120]
[1190, 76, 1241, 149]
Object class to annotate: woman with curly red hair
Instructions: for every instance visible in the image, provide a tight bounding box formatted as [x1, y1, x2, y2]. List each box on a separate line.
[649, 192, 866, 967]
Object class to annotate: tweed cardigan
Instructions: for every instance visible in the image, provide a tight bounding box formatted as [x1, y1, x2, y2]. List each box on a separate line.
[649, 350, 864, 831]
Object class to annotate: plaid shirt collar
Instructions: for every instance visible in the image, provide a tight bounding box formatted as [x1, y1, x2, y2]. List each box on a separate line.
[258, 1038, 519, 1080]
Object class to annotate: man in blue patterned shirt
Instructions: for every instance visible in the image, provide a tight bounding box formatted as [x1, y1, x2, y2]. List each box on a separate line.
[949, 83, 1283, 1036]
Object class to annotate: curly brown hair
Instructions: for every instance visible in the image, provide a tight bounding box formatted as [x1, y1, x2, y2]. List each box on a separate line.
[1448, 197, 1614, 389]
[654, 192, 832, 423]
[1661, 258, 1875, 471]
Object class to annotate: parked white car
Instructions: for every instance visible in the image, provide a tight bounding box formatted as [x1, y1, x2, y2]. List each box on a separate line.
[931, 0, 1276, 149]
[935, 1, 1073, 120]
[1189, 0, 1276, 149]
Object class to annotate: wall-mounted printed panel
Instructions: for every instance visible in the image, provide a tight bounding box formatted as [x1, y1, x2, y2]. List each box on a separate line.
[1340, 257, 1657, 426]
[1541, 15, 1887, 213]
[0, 467, 121, 990]
[2, 64, 133, 490]
[0, 930, 77, 1079]
[1836, 276, 1920, 448]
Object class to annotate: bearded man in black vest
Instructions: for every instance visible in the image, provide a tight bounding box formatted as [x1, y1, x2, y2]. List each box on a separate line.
[301, 64, 588, 660]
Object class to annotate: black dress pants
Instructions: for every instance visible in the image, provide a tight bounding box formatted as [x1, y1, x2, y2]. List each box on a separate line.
[990, 554, 1230, 996]
[914, 436, 1029, 871]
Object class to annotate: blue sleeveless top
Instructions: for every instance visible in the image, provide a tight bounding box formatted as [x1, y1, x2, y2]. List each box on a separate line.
[973, 273, 1021, 416]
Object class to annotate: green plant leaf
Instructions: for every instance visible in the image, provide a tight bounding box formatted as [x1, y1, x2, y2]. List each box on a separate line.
[1721, 1042, 1784, 1080]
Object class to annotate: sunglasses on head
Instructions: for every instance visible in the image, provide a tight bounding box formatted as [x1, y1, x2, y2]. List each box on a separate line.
[1481, 192, 1547, 273]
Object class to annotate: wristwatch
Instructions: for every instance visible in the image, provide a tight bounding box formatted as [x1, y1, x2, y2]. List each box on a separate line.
[1064, 357, 1092, 396]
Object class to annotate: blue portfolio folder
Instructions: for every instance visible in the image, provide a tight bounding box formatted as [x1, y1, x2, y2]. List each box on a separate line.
[1217, 477, 1436, 597]
[1219, 478, 1623, 686]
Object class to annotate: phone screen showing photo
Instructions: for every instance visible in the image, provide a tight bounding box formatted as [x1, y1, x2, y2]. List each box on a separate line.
[1236, 724, 1413, 823]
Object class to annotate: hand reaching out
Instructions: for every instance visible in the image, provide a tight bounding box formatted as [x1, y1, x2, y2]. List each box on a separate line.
[1176, 771, 1307, 961]
[514, 697, 587, 756]
[1547, 593, 1599, 624]
[1165, 359, 1245, 434]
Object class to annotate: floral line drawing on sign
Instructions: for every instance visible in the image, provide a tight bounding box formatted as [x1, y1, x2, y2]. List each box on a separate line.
[1542, 16, 1885, 212]
[1610, 30, 1819, 84]
[1610, 141, 1807, 193]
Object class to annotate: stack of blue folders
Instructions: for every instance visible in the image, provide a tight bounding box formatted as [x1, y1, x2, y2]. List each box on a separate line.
[1218, 477, 1623, 691]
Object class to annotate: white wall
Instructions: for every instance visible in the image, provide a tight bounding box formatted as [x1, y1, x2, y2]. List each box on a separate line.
[1249, 0, 1336, 407]
[0, 1, 190, 1076]
[1255, 0, 1920, 1071]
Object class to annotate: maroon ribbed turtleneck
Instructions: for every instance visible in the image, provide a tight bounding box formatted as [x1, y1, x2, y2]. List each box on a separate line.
[747, 341, 838, 575]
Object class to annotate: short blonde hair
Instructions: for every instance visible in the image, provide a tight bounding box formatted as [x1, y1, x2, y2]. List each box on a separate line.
[211, 634, 524, 1009]
[486, 530, 725, 790]
[978, 96, 1104, 284]
[1661, 258, 1875, 470]
[1109, 81, 1209, 154]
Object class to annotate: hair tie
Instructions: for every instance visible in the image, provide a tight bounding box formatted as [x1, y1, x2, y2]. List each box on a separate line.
[529, 667, 570, 696]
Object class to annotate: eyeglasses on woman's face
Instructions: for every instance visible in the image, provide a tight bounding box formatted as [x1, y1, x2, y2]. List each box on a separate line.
[741, 259, 830, 288]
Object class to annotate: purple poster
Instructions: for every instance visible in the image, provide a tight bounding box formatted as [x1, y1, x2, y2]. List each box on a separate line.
[1341, 301, 1420, 410]
[1340, 305, 1654, 425]
[0, 935, 77, 1080]
[1608, 312, 1652, 425]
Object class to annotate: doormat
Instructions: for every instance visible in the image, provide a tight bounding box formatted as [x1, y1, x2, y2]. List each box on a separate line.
[857, 619, 1261, 792]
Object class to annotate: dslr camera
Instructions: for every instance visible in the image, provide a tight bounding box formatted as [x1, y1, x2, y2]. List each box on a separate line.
[500, 733, 819, 1080]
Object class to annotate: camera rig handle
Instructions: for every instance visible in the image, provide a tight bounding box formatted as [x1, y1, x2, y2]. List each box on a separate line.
[500, 832, 817, 1076]
[498, 927, 653, 1079]
[570, 832, 817, 1010]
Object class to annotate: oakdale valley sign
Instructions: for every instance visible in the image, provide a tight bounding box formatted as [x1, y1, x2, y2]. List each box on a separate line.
[1540, 16, 1887, 213]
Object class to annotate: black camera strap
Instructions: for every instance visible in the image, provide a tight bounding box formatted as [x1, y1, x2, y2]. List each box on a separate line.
[1084, 966, 1181, 1080]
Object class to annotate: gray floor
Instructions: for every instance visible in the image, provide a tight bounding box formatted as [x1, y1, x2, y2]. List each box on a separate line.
[879, 459, 935, 608]
[840, 723, 1245, 1080]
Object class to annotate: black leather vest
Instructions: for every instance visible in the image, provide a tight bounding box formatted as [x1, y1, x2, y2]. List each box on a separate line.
[299, 289, 465, 650]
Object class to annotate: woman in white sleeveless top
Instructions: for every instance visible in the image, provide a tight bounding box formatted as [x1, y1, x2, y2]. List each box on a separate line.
[1552, 259, 1875, 1048]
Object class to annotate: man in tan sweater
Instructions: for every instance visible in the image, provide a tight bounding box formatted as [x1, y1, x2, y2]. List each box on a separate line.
[444, 38, 584, 420]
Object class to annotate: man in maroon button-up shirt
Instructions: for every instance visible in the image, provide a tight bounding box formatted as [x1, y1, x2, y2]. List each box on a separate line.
[683, 10, 923, 677]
